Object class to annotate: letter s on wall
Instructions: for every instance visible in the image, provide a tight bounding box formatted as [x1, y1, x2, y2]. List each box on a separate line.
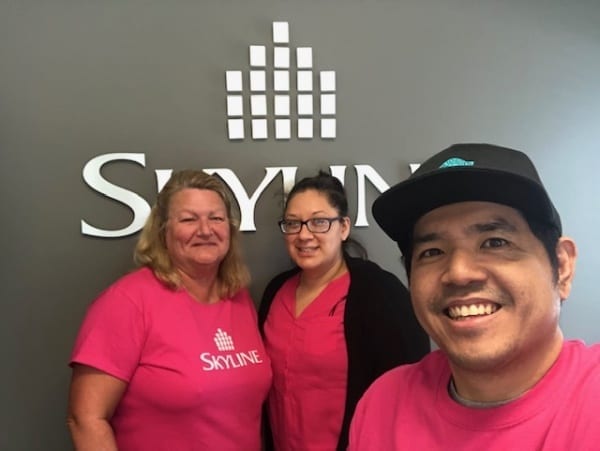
[81, 153, 151, 238]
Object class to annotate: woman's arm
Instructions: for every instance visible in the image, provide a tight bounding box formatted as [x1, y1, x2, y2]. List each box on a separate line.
[67, 364, 127, 451]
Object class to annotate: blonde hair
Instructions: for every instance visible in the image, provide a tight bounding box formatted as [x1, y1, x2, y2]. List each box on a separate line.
[134, 170, 250, 298]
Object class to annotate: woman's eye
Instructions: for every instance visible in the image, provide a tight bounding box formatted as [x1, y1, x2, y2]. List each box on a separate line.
[209, 216, 225, 222]
[180, 217, 195, 223]
[311, 218, 328, 226]
[482, 237, 508, 248]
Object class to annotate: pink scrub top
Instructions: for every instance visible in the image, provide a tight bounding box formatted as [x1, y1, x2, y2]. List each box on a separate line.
[263, 272, 350, 451]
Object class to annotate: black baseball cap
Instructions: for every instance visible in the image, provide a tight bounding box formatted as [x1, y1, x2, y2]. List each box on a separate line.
[372, 143, 562, 256]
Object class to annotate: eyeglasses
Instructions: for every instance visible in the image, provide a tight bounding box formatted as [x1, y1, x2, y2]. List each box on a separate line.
[278, 217, 343, 234]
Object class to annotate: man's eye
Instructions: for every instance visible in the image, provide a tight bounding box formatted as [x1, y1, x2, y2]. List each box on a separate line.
[210, 216, 225, 222]
[482, 237, 508, 248]
[180, 217, 195, 223]
[417, 248, 443, 259]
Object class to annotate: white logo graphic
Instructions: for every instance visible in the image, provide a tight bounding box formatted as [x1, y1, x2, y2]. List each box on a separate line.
[213, 328, 235, 351]
[225, 21, 336, 140]
[200, 328, 263, 371]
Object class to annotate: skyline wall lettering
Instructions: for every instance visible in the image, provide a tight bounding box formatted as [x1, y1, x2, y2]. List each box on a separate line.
[80, 153, 419, 238]
[80, 22, 421, 239]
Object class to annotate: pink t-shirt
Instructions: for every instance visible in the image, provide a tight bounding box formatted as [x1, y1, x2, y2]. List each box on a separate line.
[349, 340, 600, 451]
[264, 272, 350, 451]
[70, 267, 272, 451]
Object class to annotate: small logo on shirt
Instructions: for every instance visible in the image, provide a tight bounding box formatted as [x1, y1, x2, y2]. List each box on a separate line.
[214, 328, 235, 351]
[200, 328, 264, 371]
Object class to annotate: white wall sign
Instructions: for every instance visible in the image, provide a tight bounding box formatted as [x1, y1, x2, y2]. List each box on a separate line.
[78, 153, 422, 238]
[80, 21, 419, 238]
[225, 21, 336, 140]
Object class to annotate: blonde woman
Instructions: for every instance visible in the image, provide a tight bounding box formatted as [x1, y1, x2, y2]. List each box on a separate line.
[68, 170, 271, 450]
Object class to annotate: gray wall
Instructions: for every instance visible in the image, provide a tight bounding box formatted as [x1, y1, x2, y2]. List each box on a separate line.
[2, 1, 599, 449]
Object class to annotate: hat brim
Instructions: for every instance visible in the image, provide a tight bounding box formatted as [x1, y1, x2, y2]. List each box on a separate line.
[372, 168, 561, 255]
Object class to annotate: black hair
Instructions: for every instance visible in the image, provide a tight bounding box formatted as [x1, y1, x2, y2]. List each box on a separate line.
[402, 213, 560, 282]
[528, 219, 560, 281]
[285, 170, 368, 259]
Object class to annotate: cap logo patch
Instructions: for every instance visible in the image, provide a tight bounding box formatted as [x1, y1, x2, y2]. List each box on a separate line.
[439, 157, 474, 168]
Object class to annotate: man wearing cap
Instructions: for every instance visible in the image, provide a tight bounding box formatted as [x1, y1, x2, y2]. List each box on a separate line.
[348, 143, 600, 450]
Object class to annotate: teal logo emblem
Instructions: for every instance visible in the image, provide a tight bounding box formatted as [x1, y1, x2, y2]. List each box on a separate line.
[439, 157, 474, 168]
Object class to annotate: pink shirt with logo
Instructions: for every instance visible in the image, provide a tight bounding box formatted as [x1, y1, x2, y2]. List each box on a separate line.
[70, 267, 272, 451]
[264, 272, 350, 451]
[349, 340, 600, 451]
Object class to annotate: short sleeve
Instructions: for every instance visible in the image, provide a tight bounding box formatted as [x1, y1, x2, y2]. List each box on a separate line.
[70, 283, 146, 382]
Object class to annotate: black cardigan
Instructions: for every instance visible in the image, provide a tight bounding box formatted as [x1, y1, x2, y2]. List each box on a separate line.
[258, 255, 430, 451]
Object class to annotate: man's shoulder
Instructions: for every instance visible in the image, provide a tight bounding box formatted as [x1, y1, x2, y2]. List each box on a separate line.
[548, 340, 600, 415]
[562, 340, 600, 386]
[563, 339, 600, 366]
[549, 341, 600, 443]
[364, 350, 449, 398]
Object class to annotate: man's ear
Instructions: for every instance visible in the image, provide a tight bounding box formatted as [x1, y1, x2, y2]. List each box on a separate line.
[555, 237, 577, 301]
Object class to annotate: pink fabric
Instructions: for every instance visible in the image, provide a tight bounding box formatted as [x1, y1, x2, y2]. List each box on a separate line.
[264, 272, 350, 451]
[70, 267, 272, 451]
[349, 340, 600, 450]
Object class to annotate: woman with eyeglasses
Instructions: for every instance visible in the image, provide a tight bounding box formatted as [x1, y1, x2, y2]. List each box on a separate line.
[258, 171, 430, 451]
